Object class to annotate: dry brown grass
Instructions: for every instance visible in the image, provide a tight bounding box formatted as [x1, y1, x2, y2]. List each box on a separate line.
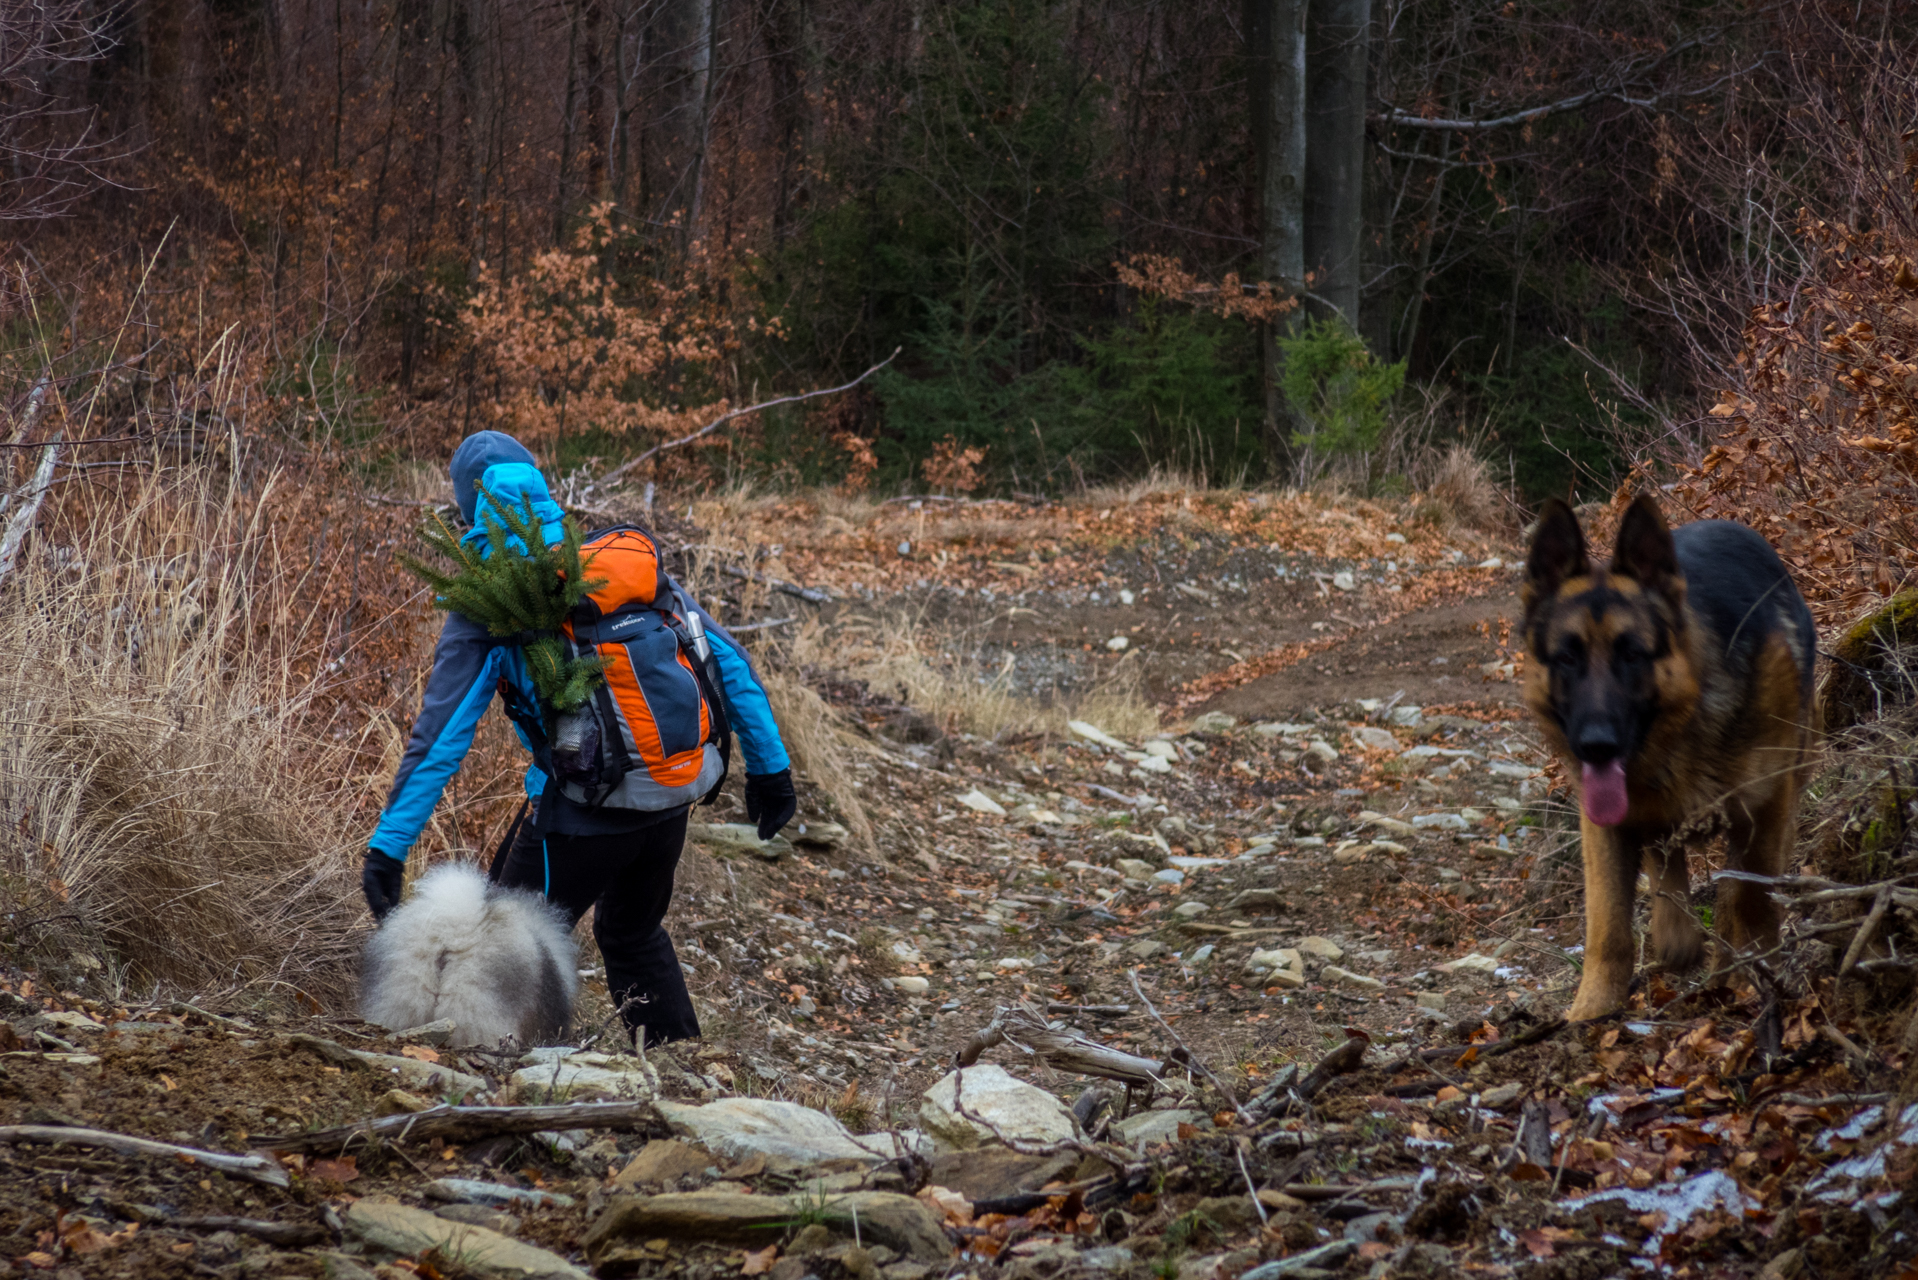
[783, 609, 1160, 745]
[757, 662, 875, 846]
[1411, 443, 1509, 532]
[0, 460, 362, 1005]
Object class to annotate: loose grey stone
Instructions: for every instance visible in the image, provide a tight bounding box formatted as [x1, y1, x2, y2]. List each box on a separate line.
[655, 1097, 893, 1167]
[1111, 1109, 1206, 1147]
[343, 1201, 590, 1280]
[1351, 726, 1399, 752]
[1322, 966, 1385, 994]
[392, 1019, 457, 1048]
[584, 1191, 952, 1264]
[425, 1178, 575, 1209]
[1479, 1082, 1525, 1109]
[919, 1064, 1079, 1153]
[688, 822, 795, 861]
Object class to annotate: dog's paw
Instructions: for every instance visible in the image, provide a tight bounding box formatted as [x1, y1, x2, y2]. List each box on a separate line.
[1566, 983, 1627, 1022]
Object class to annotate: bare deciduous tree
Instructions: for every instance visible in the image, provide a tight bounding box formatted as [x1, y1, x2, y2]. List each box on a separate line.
[1, 0, 122, 222]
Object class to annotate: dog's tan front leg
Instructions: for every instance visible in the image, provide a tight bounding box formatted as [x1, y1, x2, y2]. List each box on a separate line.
[1568, 817, 1640, 1021]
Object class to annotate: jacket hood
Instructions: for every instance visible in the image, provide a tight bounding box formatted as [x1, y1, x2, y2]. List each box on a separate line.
[450, 431, 538, 523]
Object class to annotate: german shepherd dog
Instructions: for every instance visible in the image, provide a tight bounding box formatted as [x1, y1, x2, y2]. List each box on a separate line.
[1522, 495, 1816, 1021]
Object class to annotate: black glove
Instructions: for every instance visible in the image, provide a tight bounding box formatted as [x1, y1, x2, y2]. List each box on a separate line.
[362, 849, 405, 921]
[744, 769, 797, 840]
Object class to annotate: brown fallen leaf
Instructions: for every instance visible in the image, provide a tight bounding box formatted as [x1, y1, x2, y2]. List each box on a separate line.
[742, 1245, 779, 1275]
[311, 1156, 360, 1183]
[399, 1045, 441, 1064]
[919, 1185, 974, 1226]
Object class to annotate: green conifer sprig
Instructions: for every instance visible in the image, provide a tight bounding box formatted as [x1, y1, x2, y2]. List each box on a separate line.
[399, 483, 610, 712]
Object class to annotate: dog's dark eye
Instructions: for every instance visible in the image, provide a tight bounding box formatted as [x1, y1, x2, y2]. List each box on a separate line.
[1615, 638, 1648, 669]
[1551, 646, 1582, 674]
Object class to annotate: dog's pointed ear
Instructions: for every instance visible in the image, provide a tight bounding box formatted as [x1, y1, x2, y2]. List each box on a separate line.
[1524, 499, 1590, 615]
[1611, 494, 1680, 599]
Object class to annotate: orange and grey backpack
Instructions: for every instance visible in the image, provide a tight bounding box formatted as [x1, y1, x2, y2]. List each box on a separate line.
[497, 525, 730, 813]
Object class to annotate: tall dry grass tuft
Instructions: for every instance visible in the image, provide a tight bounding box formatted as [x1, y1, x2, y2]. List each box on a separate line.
[1416, 443, 1509, 532]
[788, 609, 1160, 744]
[0, 459, 362, 1003]
[757, 664, 875, 847]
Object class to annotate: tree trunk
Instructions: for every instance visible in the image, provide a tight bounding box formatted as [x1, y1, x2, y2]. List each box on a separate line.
[1248, 0, 1307, 458]
[680, 0, 720, 254]
[644, 0, 716, 251]
[1304, 0, 1371, 331]
[584, 0, 609, 202]
[555, 0, 584, 243]
[761, 0, 805, 245]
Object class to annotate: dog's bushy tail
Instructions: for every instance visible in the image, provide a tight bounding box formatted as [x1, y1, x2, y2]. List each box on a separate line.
[361, 862, 579, 1049]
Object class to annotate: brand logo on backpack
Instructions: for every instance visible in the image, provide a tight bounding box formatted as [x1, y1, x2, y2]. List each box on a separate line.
[498, 525, 730, 812]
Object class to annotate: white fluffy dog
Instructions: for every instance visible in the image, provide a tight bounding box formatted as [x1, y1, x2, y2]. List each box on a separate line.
[361, 862, 579, 1049]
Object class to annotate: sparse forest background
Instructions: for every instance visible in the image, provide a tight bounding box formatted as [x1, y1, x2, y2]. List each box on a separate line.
[9, 0, 1918, 992]
[7, 0, 1915, 503]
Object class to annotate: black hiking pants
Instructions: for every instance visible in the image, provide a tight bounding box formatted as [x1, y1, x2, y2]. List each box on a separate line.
[494, 810, 700, 1047]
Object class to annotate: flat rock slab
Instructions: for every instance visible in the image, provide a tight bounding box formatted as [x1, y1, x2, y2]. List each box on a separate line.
[348, 1049, 486, 1099]
[344, 1200, 590, 1280]
[926, 1147, 1077, 1200]
[585, 1191, 953, 1265]
[613, 1138, 718, 1188]
[688, 823, 795, 861]
[655, 1097, 892, 1168]
[510, 1053, 659, 1104]
[919, 1064, 1079, 1154]
[1112, 1110, 1206, 1147]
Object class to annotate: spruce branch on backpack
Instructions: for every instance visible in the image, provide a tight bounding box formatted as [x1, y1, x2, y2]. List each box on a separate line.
[399, 484, 609, 712]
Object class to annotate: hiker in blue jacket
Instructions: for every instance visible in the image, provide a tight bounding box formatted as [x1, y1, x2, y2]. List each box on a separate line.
[365, 430, 797, 1046]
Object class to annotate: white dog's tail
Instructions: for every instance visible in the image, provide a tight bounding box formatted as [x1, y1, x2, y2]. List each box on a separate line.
[361, 862, 579, 1049]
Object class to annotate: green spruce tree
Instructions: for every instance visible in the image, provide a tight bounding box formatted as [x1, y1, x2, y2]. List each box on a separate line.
[400, 484, 608, 712]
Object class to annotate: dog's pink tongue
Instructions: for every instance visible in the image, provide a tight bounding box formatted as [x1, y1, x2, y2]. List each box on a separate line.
[1581, 760, 1630, 827]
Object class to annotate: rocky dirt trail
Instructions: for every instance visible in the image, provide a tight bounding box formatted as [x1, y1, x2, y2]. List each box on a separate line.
[0, 491, 1905, 1279]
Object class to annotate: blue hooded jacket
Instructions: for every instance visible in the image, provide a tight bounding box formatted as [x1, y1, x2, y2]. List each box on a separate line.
[370, 436, 790, 860]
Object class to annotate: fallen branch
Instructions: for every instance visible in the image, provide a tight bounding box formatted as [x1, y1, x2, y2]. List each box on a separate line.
[1771, 1091, 1892, 1109]
[170, 1216, 328, 1247]
[258, 1100, 663, 1154]
[1273, 1179, 1410, 1203]
[0, 1126, 288, 1188]
[721, 564, 832, 605]
[0, 436, 61, 584]
[168, 1002, 256, 1033]
[592, 349, 901, 491]
[1257, 1033, 1369, 1119]
[955, 1005, 1165, 1087]
[1713, 869, 1918, 910]
[1841, 886, 1893, 976]
[970, 1175, 1114, 1217]
[724, 616, 796, 634]
[1485, 1018, 1569, 1057]
[1083, 783, 1158, 808]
